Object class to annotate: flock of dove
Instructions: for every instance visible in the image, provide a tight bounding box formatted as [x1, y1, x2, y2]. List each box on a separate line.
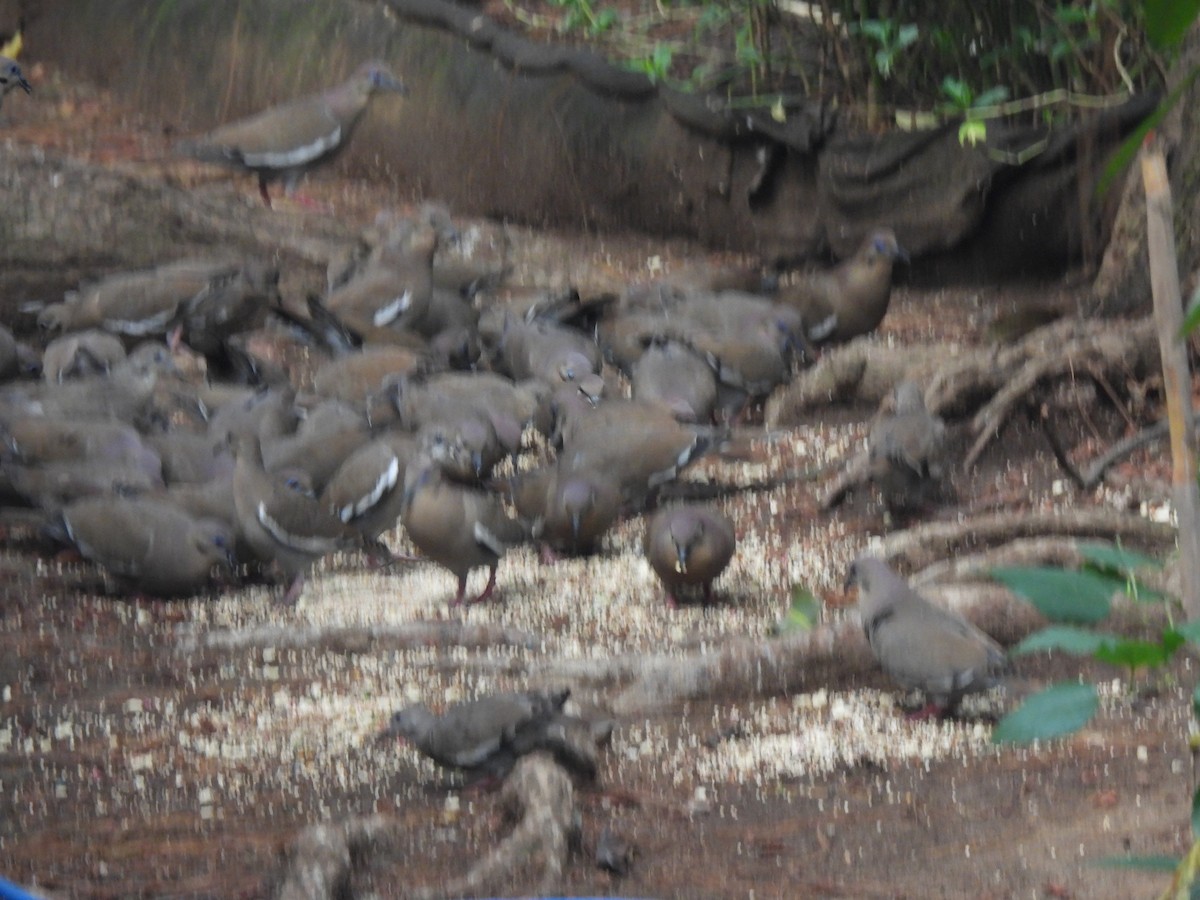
[0, 56, 1009, 779]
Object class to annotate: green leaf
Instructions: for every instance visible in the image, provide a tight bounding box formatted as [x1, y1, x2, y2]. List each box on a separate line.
[1093, 637, 1175, 670]
[1095, 854, 1182, 871]
[858, 19, 890, 42]
[958, 119, 987, 146]
[1183, 294, 1200, 338]
[772, 584, 822, 635]
[1078, 542, 1162, 573]
[973, 85, 1010, 108]
[940, 76, 972, 108]
[1144, 0, 1200, 51]
[895, 23, 919, 49]
[992, 682, 1099, 744]
[591, 7, 618, 33]
[990, 567, 1121, 624]
[1193, 682, 1200, 720]
[1011, 626, 1116, 656]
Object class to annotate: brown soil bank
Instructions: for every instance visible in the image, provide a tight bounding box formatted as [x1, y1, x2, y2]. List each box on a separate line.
[29, 0, 1152, 276]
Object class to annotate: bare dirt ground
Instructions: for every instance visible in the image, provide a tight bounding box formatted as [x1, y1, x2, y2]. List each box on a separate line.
[0, 63, 1195, 900]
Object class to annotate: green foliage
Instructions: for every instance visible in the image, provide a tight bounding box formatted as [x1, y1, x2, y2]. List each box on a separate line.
[1144, 0, 1200, 51]
[772, 584, 822, 635]
[629, 41, 674, 82]
[990, 566, 1120, 624]
[992, 682, 1100, 743]
[550, 0, 617, 36]
[856, 19, 919, 80]
[990, 542, 1174, 745]
[1011, 625, 1116, 656]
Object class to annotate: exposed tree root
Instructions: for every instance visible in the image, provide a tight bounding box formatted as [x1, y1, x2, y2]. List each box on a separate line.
[412, 755, 576, 900]
[272, 756, 576, 900]
[273, 815, 395, 900]
[923, 316, 1158, 467]
[175, 620, 540, 654]
[764, 340, 951, 425]
[880, 508, 1174, 572]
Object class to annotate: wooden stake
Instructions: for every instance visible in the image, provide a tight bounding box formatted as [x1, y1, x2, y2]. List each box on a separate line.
[1141, 136, 1200, 621]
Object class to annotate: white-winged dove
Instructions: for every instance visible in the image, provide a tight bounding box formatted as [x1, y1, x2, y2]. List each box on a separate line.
[38, 260, 278, 358]
[778, 228, 907, 345]
[231, 433, 362, 604]
[400, 458, 527, 606]
[867, 380, 950, 519]
[326, 218, 440, 338]
[643, 505, 736, 606]
[55, 496, 234, 597]
[321, 431, 418, 553]
[847, 556, 1008, 718]
[510, 464, 623, 560]
[631, 338, 717, 423]
[176, 61, 407, 206]
[558, 399, 721, 507]
[381, 688, 597, 781]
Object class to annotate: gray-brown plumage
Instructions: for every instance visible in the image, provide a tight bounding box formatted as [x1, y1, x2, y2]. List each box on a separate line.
[510, 465, 623, 559]
[643, 505, 736, 606]
[38, 260, 278, 356]
[54, 496, 234, 597]
[496, 318, 601, 385]
[418, 413, 508, 483]
[326, 219, 440, 338]
[176, 61, 407, 205]
[867, 380, 949, 518]
[400, 459, 526, 606]
[558, 399, 721, 506]
[41, 330, 126, 382]
[778, 228, 907, 345]
[0, 55, 30, 110]
[847, 556, 1008, 718]
[631, 339, 717, 423]
[231, 433, 362, 604]
[381, 688, 597, 781]
[310, 346, 427, 408]
[0, 343, 177, 425]
[321, 431, 418, 551]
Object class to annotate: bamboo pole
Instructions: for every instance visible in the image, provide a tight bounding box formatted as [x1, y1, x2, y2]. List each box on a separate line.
[1141, 136, 1200, 621]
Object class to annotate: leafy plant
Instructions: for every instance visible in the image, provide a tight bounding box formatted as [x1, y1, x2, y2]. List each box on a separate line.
[991, 542, 1200, 892]
[990, 542, 1179, 744]
[628, 41, 675, 83]
[856, 19, 919, 80]
[939, 77, 1011, 146]
[550, 0, 617, 36]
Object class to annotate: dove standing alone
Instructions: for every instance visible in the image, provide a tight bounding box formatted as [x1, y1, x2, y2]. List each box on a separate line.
[644, 505, 736, 606]
[847, 556, 1007, 718]
[177, 61, 407, 205]
[381, 688, 597, 781]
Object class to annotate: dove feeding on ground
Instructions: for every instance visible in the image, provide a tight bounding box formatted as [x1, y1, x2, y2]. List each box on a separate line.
[847, 555, 1008, 718]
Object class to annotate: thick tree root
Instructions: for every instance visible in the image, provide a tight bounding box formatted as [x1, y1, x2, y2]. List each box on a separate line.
[879, 508, 1174, 572]
[272, 756, 576, 900]
[411, 754, 577, 900]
